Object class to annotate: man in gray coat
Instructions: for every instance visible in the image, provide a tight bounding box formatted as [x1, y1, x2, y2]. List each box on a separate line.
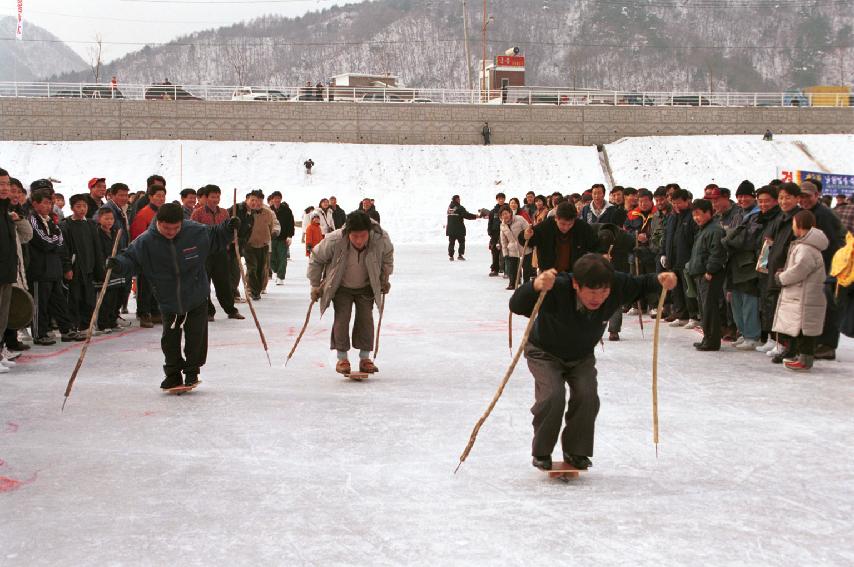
[307, 211, 394, 376]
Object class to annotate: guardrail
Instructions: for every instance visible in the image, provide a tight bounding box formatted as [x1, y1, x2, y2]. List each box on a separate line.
[0, 82, 850, 108]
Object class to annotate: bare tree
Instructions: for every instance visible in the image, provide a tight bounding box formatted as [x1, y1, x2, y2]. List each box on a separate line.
[88, 33, 104, 83]
[223, 38, 251, 85]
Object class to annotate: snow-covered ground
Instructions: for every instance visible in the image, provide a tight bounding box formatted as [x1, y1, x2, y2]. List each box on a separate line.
[1, 244, 852, 565]
[605, 134, 854, 190]
[3, 134, 853, 244]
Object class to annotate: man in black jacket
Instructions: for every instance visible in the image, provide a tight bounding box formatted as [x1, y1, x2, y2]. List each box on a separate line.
[268, 191, 295, 284]
[446, 195, 477, 261]
[510, 254, 677, 471]
[520, 201, 599, 273]
[27, 189, 80, 345]
[662, 189, 698, 325]
[487, 193, 506, 276]
[686, 199, 728, 351]
[329, 196, 347, 229]
[0, 169, 18, 366]
[61, 194, 105, 334]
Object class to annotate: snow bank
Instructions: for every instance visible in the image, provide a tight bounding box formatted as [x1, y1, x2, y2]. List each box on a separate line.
[605, 134, 854, 191]
[0, 141, 604, 243]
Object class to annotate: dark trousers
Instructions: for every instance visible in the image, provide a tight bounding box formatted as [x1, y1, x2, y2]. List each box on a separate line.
[448, 235, 466, 258]
[695, 273, 724, 348]
[229, 247, 241, 297]
[271, 239, 289, 280]
[524, 344, 600, 458]
[522, 253, 535, 283]
[818, 281, 841, 349]
[30, 280, 73, 338]
[504, 257, 520, 286]
[489, 235, 501, 272]
[206, 251, 236, 316]
[244, 245, 268, 296]
[608, 310, 622, 333]
[670, 269, 689, 319]
[793, 334, 816, 356]
[137, 274, 160, 316]
[97, 286, 120, 330]
[161, 301, 208, 378]
[331, 286, 375, 352]
[68, 275, 95, 330]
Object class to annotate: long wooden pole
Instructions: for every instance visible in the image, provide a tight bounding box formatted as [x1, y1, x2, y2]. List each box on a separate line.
[286, 298, 315, 366]
[232, 189, 271, 366]
[456, 289, 547, 473]
[508, 237, 530, 352]
[652, 286, 667, 457]
[373, 292, 386, 360]
[62, 228, 123, 410]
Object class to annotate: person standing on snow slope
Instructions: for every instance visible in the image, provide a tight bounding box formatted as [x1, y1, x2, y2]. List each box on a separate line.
[106, 203, 240, 391]
[446, 194, 477, 261]
[509, 253, 678, 471]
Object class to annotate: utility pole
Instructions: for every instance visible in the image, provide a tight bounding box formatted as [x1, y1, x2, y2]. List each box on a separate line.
[463, 0, 472, 90]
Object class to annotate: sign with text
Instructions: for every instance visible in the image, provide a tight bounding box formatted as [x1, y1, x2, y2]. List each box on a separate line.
[16, 0, 23, 40]
[495, 55, 525, 67]
[779, 168, 854, 197]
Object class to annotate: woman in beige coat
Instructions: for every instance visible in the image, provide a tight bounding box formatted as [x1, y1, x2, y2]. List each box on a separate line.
[498, 205, 530, 290]
[771, 210, 828, 371]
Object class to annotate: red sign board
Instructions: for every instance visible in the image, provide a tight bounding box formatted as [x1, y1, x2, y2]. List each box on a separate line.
[495, 55, 525, 67]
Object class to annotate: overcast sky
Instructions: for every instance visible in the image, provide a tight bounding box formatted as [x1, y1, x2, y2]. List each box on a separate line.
[3, 0, 363, 61]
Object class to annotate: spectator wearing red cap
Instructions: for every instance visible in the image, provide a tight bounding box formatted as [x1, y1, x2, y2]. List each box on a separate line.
[84, 177, 107, 219]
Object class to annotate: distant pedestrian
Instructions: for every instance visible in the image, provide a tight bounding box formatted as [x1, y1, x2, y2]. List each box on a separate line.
[482, 122, 492, 145]
[304, 159, 315, 175]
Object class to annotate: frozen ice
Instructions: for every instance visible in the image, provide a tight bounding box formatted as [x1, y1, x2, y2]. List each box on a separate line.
[1, 243, 852, 565]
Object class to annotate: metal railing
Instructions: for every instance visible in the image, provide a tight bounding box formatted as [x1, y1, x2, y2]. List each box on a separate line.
[0, 82, 850, 108]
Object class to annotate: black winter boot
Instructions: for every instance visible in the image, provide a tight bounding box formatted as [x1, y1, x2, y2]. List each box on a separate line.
[532, 455, 553, 471]
[160, 374, 183, 390]
[564, 454, 592, 470]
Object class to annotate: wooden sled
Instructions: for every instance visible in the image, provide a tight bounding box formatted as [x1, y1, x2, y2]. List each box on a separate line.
[344, 372, 369, 381]
[165, 381, 201, 395]
[545, 462, 586, 480]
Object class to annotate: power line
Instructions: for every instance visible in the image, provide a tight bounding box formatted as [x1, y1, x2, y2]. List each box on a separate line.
[2, 36, 852, 50]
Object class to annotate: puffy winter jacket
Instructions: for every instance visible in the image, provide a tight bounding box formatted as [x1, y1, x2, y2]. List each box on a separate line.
[499, 215, 530, 258]
[663, 209, 696, 270]
[686, 221, 727, 276]
[446, 201, 477, 238]
[307, 222, 394, 315]
[518, 217, 600, 272]
[772, 228, 828, 337]
[113, 219, 232, 314]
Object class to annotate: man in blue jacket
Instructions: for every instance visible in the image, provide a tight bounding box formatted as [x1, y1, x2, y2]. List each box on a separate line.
[107, 203, 240, 390]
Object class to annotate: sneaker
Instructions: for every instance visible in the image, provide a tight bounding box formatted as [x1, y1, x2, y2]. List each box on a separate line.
[669, 319, 688, 328]
[564, 454, 592, 470]
[116, 317, 132, 328]
[767, 344, 783, 357]
[785, 356, 814, 371]
[627, 307, 639, 316]
[733, 336, 745, 347]
[457, 255, 466, 261]
[756, 340, 775, 353]
[2, 348, 22, 361]
[735, 339, 760, 351]
[683, 319, 700, 329]
[359, 359, 378, 374]
[448, 256, 454, 262]
[0, 366, 8, 374]
[532, 455, 553, 471]
[227, 311, 245, 320]
[98, 327, 113, 335]
[61, 332, 85, 342]
[276, 278, 284, 285]
[5, 340, 29, 352]
[0, 358, 15, 368]
[335, 360, 351, 375]
[160, 374, 184, 390]
[488, 271, 499, 277]
[33, 336, 56, 346]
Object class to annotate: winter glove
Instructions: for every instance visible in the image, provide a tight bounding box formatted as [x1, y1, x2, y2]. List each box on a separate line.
[310, 286, 322, 302]
[381, 281, 391, 294]
[105, 257, 120, 272]
[227, 217, 241, 232]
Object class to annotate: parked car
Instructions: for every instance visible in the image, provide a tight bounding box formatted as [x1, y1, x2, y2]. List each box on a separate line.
[409, 97, 434, 103]
[360, 93, 405, 103]
[622, 93, 656, 106]
[50, 85, 125, 99]
[231, 87, 289, 101]
[144, 83, 203, 101]
[670, 95, 712, 106]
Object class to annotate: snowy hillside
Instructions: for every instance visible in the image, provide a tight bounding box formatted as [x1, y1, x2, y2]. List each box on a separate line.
[2, 134, 852, 244]
[0, 16, 88, 81]
[0, 141, 604, 243]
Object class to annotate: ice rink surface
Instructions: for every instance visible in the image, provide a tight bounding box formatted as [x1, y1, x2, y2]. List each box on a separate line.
[2, 244, 852, 565]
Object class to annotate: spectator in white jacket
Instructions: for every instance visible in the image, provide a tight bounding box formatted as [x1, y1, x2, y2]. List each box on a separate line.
[499, 205, 530, 290]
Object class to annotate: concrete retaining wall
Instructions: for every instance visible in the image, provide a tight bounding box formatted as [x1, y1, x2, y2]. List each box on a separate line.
[2, 99, 852, 145]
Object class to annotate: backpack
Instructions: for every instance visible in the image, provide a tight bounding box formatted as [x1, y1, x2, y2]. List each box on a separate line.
[830, 231, 854, 288]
